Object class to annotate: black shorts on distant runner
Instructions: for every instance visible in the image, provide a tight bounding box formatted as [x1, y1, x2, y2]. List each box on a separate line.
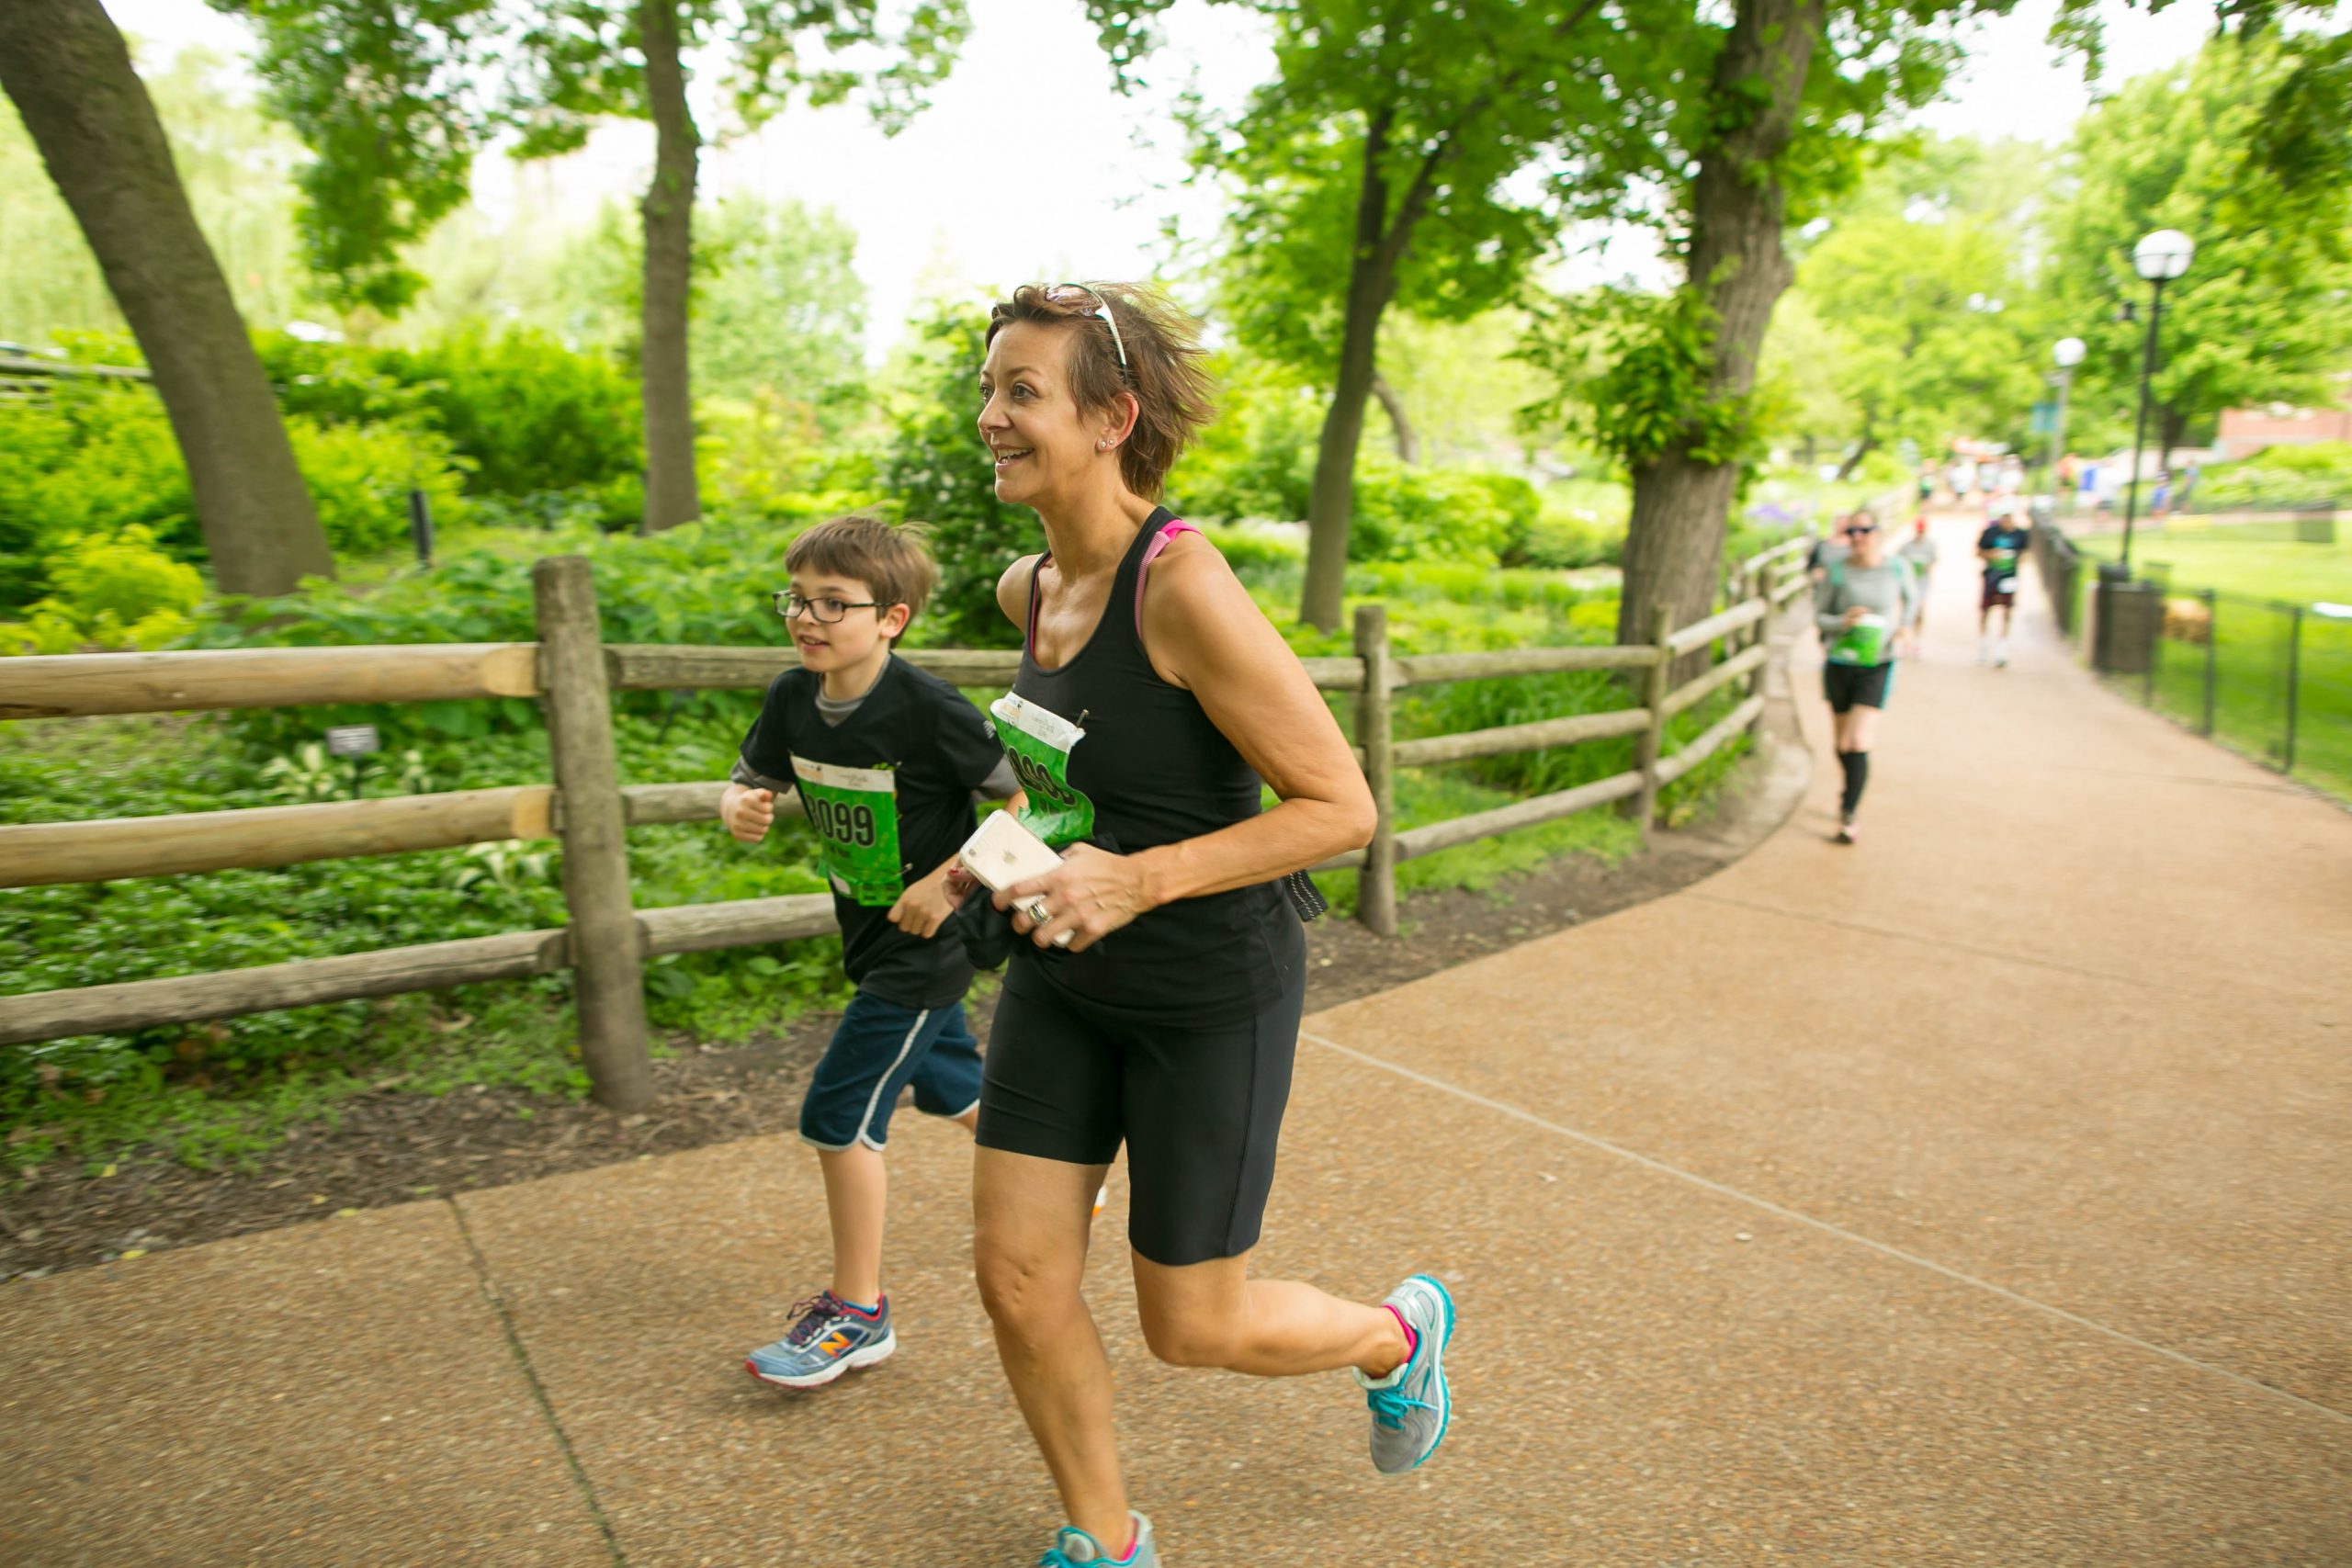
[978, 953, 1306, 1269]
[1824, 660, 1894, 713]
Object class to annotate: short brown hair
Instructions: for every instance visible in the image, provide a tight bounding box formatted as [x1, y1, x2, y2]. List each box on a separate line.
[986, 282, 1216, 501]
[786, 514, 939, 640]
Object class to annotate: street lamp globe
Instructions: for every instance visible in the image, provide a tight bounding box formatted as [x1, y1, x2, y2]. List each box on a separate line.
[2053, 336, 2086, 369]
[2132, 229, 2195, 282]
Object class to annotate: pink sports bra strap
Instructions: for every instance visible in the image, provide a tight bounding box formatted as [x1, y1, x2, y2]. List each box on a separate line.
[1134, 517, 1200, 637]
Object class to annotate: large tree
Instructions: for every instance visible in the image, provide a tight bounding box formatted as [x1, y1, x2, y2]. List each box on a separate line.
[1091, 0, 1692, 630]
[0, 0, 333, 596]
[222, 0, 967, 533]
[2040, 32, 2352, 464]
[1595, 0, 2350, 650]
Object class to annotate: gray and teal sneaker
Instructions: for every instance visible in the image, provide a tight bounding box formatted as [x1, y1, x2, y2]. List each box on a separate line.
[1353, 1274, 1454, 1473]
[1038, 1510, 1156, 1566]
[744, 1291, 894, 1389]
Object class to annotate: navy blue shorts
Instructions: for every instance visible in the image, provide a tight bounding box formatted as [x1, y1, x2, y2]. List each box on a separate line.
[799, 993, 983, 1152]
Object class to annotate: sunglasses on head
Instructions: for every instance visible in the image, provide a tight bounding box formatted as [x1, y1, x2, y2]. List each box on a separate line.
[1043, 283, 1130, 375]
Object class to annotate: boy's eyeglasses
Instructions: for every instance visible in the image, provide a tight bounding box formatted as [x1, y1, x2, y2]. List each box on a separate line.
[1044, 283, 1130, 375]
[773, 592, 879, 624]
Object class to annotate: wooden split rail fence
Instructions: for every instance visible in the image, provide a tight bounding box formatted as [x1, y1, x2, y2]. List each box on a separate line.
[0, 539, 1815, 1109]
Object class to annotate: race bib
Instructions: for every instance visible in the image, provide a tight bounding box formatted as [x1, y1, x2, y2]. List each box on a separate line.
[990, 693, 1095, 849]
[792, 757, 903, 907]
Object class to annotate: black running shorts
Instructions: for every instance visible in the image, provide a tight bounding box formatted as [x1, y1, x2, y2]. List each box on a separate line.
[1823, 660, 1894, 713]
[978, 964, 1306, 1268]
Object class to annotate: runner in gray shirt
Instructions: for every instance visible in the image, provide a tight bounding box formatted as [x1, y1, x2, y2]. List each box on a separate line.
[1813, 518, 1917, 844]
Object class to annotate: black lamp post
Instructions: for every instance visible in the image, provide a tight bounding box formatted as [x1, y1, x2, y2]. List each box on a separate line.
[2120, 228, 2194, 573]
[2045, 336, 2085, 513]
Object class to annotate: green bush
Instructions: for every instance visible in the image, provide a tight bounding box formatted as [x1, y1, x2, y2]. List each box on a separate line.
[1349, 462, 1540, 565]
[0, 525, 206, 654]
[0, 379, 197, 609]
[880, 306, 1030, 647]
[1170, 360, 1320, 524]
[258, 325, 641, 498]
[286, 416, 472, 558]
[2195, 443, 2352, 512]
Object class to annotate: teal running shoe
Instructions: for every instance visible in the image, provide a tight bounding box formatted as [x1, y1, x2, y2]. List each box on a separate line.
[744, 1291, 894, 1389]
[1353, 1274, 1454, 1473]
[1038, 1510, 1156, 1565]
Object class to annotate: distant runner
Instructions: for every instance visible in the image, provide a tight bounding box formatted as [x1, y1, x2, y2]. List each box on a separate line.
[1815, 516, 1918, 845]
[1977, 506, 2031, 667]
[1896, 517, 1939, 649]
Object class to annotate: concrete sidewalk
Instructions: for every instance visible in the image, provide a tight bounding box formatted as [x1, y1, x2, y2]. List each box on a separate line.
[6, 509, 2347, 1565]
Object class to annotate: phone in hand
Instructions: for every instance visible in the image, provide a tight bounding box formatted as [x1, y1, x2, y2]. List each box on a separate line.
[957, 812, 1073, 947]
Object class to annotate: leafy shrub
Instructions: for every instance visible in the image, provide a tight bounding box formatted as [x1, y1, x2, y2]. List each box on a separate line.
[259, 325, 641, 498]
[286, 416, 472, 557]
[2195, 442, 2352, 512]
[1348, 462, 1540, 565]
[0, 525, 206, 654]
[1513, 484, 1629, 570]
[880, 306, 1030, 647]
[0, 380, 196, 609]
[1170, 359, 1320, 524]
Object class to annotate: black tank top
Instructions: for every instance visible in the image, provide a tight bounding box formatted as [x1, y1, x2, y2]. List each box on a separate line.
[997, 507, 1302, 1021]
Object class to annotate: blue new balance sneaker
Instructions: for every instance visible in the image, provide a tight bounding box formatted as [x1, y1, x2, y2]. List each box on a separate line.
[1353, 1273, 1454, 1473]
[745, 1291, 895, 1389]
[1038, 1510, 1156, 1566]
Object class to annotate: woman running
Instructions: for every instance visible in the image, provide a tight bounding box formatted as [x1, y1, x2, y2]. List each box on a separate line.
[962, 283, 1453, 1567]
[1815, 515, 1918, 844]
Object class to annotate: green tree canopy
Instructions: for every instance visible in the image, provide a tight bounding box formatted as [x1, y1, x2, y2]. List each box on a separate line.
[1090, 0, 1696, 628]
[2040, 31, 2352, 460]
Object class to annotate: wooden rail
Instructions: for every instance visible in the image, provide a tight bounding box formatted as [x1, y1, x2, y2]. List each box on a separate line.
[0, 548, 1810, 1094]
[0, 644, 540, 719]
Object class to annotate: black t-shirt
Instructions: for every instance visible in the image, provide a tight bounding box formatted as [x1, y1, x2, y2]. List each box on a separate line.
[739, 659, 1007, 1010]
[1978, 523, 2030, 581]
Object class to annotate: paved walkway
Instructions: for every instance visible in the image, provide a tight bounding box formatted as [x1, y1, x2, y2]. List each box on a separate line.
[6, 511, 2348, 1566]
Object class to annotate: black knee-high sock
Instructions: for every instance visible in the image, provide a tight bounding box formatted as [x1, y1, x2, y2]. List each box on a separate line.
[1838, 750, 1871, 816]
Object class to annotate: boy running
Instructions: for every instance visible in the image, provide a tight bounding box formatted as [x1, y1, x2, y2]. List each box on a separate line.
[725, 514, 1019, 1389]
[1976, 506, 2031, 667]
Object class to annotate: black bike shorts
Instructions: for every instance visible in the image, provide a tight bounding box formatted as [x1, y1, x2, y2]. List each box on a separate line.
[977, 964, 1306, 1268]
[1824, 660, 1894, 713]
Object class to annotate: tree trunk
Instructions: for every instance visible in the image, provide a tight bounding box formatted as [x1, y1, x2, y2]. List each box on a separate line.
[1617, 0, 1825, 653]
[1834, 428, 1877, 482]
[638, 0, 701, 533]
[1370, 373, 1418, 465]
[0, 0, 331, 596]
[1301, 116, 1402, 631]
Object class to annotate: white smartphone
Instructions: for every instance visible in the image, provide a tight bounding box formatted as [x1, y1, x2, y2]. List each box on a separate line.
[957, 811, 1073, 946]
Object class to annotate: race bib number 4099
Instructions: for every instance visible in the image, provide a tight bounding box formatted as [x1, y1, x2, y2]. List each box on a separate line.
[791, 757, 904, 907]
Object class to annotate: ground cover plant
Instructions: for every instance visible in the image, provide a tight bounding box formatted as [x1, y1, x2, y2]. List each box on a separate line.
[1, 513, 1766, 1178]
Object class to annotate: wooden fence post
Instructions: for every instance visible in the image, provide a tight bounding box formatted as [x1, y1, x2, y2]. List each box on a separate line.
[1631, 601, 1674, 836]
[534, 555, 653, 1112]
[1750, 561, 1778, 730]
[1354, 603, 1399, 937]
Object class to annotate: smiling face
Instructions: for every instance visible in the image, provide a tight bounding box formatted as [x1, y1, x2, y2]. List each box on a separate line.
[978, 321, 1125, 511]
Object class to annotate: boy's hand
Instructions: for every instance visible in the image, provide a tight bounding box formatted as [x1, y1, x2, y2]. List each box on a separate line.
[888, 864, 963, 939]
[1839, 605, 1870, 629]
[725, 786, 775, 844]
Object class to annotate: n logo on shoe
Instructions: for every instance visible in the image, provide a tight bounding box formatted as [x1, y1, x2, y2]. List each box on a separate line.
[820, 1332, 852, 1357]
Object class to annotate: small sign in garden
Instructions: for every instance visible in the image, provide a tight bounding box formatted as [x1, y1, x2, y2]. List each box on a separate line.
[324, 725, 380, 757]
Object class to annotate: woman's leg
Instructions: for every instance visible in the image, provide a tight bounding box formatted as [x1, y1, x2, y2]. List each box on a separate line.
[1131, 1251, 1409, 1378]
[974, 1147, 1127, 1550]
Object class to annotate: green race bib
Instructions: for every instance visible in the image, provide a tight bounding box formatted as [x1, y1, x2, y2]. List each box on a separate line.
[991, 693, 1095, 849]
[792, 757, 903, 907]
[1831, 614, 1889, 666]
